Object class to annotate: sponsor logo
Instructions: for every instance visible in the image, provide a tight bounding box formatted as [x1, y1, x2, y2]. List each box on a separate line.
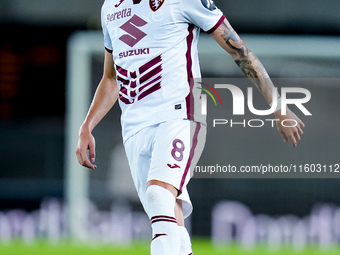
[119, 15, 148, 47]
[149, 0, 165, 12]
[107, 8, 132, 24]
[201, 0, 216, 11]
[115, 0, 125, 8]
[119, 48, 150, 59]
[175, 104, 182, 110]
[167, 163, 181, 169]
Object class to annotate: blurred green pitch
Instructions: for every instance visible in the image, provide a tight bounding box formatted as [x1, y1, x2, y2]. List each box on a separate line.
[0, 240, 339, 255]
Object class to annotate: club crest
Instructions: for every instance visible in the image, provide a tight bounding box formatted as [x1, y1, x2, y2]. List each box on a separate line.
[149, 0, 165, 12]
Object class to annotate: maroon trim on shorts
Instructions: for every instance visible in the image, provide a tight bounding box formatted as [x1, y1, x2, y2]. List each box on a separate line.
[180, 123, 201, 193]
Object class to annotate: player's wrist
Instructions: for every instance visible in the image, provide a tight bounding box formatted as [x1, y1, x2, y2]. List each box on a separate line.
[274, 106, 290, 118]
[269, 97, 282, 113]
[79, 122, 92, 135]
[81, 115, 98, 133]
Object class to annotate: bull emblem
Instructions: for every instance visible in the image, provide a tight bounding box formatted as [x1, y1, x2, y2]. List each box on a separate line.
[149, 0, 165, 12]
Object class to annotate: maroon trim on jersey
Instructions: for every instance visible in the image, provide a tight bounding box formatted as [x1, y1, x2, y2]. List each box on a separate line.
[138, 82, 161, 101]
[139, 64, 162, 84]
[185, 24, 195, 120]
[117, 75, 129, 85]
[206, 15, 226, 34]
[120, 93, 134, 104]
[139, 55, 162, 74]
[139, 75, 162, 92]
[180, 122, 201, 193]
[105, 47, 113, 54]
[116, 65, 128, 76]
[116, 55, 163, 104]
[130, 71, 137, 79]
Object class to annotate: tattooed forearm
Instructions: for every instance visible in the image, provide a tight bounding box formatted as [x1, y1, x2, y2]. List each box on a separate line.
[219, 20, 273, 101]
[221, 21, 249, 58]
[235, 53, 271, 94]
[235, 58, 258, 79]
[221, 21, 268, 79]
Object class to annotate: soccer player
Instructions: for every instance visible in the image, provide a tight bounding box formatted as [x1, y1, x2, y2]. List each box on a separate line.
[76, 0, 305, 254]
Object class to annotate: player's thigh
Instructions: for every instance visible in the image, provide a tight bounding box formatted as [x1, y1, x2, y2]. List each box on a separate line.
[148, 119, 206, 193]
[124, 125, 156, 207]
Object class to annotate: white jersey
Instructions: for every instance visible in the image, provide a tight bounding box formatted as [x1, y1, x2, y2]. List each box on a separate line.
[101, 0, 224, 142]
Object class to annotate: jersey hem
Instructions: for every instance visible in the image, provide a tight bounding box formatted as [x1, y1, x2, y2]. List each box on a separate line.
[122, 118, 206, 144]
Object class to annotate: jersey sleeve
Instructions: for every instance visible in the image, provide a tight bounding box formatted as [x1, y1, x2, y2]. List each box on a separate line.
[101, 5, 113, 53]
[180, 0, 225, 34]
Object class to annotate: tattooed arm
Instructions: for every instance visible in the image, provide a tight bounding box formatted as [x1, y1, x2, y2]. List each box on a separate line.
[211, 18, 305, 147]
[211, 18, 274, 102]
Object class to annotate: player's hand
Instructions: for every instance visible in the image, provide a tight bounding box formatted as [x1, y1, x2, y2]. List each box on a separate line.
[75, 126, 97, 170]
[274, 107, 305, 148]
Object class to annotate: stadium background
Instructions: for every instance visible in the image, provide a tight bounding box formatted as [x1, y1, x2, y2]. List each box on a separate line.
[0, 0, 340, 250]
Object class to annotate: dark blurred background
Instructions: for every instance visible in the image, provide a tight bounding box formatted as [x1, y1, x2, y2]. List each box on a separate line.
[0, 0, 340, 238]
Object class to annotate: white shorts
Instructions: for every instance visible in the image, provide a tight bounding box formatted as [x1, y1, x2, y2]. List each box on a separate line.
[124, 119, 206, 219]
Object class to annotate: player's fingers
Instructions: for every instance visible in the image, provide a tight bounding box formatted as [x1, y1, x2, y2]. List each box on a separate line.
[287, 131, 298, 148]
[76, 146, 96, 170]
[83, 158, 97, 170]
[88, 138, 96, 163]
[297, 125, 304, 136]
[76, 149, 83, 165]
[278, 128, 288, 143]
[75, 146, 85, 165]
[81, 153, 96, 169]
[299, 120, 305, 129]
[293, 128, 301, 142]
